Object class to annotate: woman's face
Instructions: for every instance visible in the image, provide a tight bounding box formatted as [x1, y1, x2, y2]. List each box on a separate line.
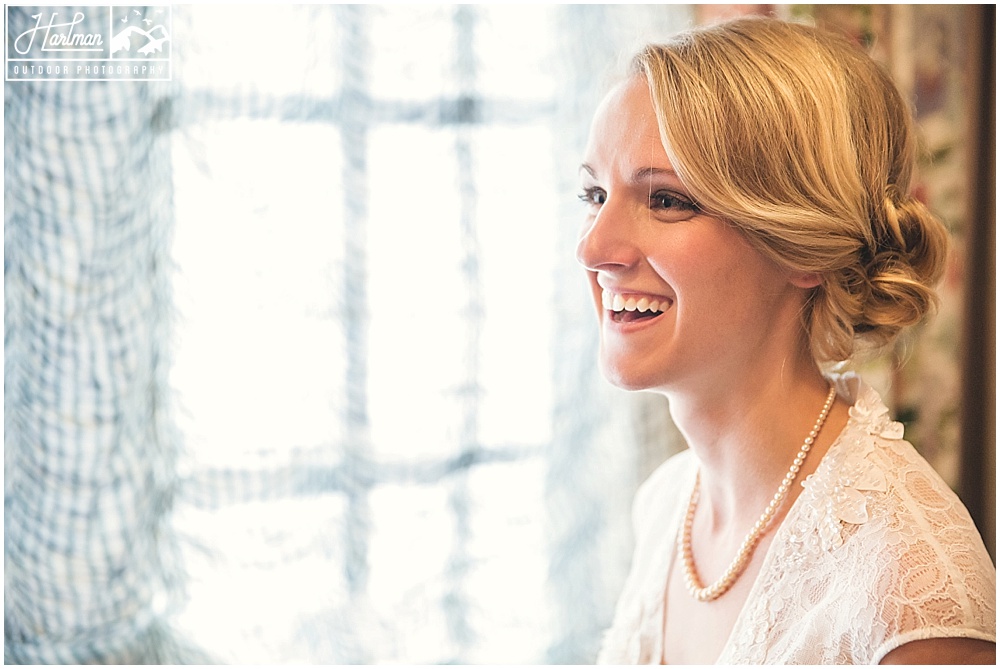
[576, 77, 809, 394]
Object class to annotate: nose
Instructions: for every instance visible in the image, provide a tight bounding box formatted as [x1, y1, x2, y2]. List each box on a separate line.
[575, 195, 637, 273]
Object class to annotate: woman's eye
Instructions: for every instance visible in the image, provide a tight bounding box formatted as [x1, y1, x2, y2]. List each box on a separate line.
[650, 190, 698, 213]
[578, 187, 606, 207]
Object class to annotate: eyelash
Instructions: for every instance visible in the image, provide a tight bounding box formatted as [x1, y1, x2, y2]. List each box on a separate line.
[577, 187, 699, 213]
[650, 190, 699, 213]
[577, 186, 606, 206]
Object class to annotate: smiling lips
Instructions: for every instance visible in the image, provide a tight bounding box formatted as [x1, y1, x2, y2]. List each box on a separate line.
[601, 289, 673, 324]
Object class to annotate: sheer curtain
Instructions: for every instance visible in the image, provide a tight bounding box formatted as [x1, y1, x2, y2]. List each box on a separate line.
[6, 4, 691, 664]
[168, 6, 692, 663]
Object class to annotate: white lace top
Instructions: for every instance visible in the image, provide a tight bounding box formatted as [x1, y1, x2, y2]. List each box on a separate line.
[597, 374, 996, 664]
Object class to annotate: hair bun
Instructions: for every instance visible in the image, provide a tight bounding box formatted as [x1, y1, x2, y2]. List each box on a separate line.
[855, 194, 950, 343]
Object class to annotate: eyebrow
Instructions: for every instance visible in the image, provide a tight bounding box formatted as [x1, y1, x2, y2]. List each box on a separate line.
[578, 163, 680, 183]
[633, 166, 679, 181]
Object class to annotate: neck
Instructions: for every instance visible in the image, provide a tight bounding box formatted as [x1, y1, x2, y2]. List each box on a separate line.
[664, 358, 845, 528]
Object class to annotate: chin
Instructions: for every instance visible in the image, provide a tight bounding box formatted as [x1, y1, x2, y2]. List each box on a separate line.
[598, 353, 661, 392]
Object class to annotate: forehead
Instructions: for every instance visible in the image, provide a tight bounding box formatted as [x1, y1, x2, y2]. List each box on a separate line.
[583, 76, 670, 173]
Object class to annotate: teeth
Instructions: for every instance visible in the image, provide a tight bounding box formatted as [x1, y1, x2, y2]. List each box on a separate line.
[601, 289, 667, 314]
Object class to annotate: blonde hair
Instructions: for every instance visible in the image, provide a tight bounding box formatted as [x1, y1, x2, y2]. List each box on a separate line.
[632, 17, 950, 364]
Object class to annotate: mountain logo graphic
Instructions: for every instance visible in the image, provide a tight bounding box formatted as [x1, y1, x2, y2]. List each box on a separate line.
[110, 8, 169, 57]
[110, 24, 169, 55]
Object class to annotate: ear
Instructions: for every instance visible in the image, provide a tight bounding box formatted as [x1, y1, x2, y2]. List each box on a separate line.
[789, 271, 822, 289]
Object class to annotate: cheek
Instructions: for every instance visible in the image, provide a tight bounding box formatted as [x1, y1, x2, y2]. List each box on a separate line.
[661, 248, 769, 324]
[648, 238, 731, 299]
[715, 258, 793, 328]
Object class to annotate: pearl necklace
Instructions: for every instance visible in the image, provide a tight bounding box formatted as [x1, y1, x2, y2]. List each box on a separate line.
[678, 384, 837, 602]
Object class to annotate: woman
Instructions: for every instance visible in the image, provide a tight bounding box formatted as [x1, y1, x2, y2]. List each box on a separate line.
[576, 18, 995, 664]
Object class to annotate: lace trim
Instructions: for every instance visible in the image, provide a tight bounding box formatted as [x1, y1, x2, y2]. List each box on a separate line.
[797, 378, 897, 552]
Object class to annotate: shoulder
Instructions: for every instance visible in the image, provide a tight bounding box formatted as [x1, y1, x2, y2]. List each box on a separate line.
[596, 450, 695, 665]
[808, 380, 992, 583]
[818, 375, 983, 544]
[623, 449, 695, 586]
[632, 449, 696, 534]
[834, 386, 987, 563]
[792, 376, 996, 659]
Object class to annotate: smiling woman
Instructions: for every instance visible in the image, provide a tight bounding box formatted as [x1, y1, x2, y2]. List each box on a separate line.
[581, 17, 995, 665]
